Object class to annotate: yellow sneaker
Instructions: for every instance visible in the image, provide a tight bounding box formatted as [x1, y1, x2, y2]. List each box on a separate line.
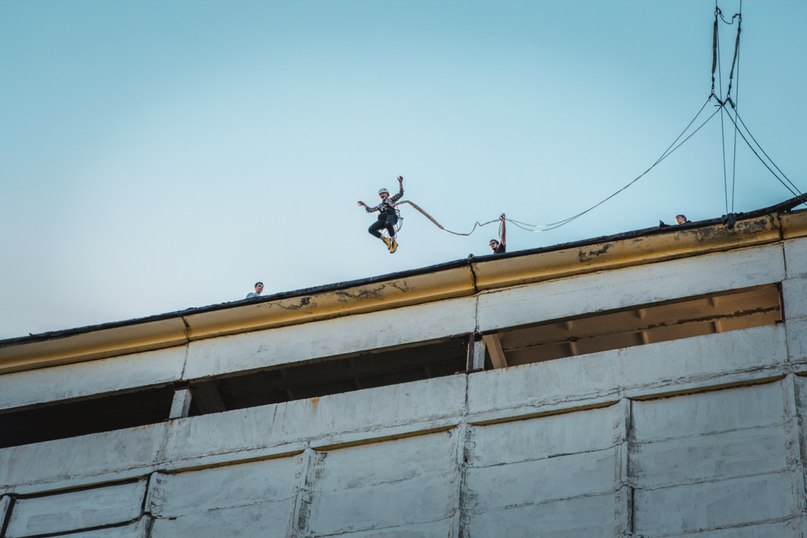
[381, 236, 392, 249]
[389, 238, 398, 253]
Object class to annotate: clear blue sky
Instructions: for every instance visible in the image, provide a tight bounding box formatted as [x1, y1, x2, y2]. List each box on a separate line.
[1, 0, 804, 339]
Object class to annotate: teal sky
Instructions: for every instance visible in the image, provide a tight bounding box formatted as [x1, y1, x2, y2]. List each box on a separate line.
[1, 1, 804, 339]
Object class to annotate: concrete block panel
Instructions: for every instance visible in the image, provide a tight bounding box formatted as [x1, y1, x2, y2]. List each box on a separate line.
[467, 449, 619, 510]
[783, 277, 807, 320]
[631, 382, 797, 532]
[465, 407, 624, 534]
[0, 346, 185, 412]
[632, 381, 785, 443]
[787, 318, 807, 363]
[5, 480, 146, 537]
[466, 493, 621, 538]
[785, 237, 807, 279]
[0, 425, 166, 492]
[184, 297, 476, 379]
[305, 431, 459, 536]
[631, 424, 789, 489]
[469, 405, 622, 467]
[163, 376, 466, 465]
[468, 325, 785, 418]
[148, 455, 302, 520]
[633, 472, 797, 536]
[478, 244, 785, 332]
[150, 503, 290, 538]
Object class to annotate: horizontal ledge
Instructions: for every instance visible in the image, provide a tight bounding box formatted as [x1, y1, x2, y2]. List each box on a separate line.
[2, 209, 806, 374]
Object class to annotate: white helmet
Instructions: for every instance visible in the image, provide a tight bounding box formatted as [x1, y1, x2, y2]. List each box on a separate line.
[378, 188, 389, 195]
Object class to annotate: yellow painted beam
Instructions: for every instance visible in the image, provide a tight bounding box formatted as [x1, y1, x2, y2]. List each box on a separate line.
[0, 318, 188, 374]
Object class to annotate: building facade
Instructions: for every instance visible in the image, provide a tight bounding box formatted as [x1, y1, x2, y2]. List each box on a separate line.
[1, 203, 806, 537]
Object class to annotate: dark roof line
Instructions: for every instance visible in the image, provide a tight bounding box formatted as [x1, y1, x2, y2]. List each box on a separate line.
[3, 194, 804, 347]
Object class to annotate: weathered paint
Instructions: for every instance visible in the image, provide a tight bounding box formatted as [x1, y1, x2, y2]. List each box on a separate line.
[0, 318, 188, 374]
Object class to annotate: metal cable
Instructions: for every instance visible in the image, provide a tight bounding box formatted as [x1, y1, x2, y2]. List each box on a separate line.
[533, 96, 720, 232]
[721, 105, 806, 205]
[731, 107, 803, 196]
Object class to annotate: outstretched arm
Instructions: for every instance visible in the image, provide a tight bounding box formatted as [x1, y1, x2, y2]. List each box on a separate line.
[389, 175, 404, 203]
[357, 201, 379, 213]
[500, 213, 507, 246]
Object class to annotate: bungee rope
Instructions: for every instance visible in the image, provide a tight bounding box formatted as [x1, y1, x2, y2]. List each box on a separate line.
[395, 200, 543, 236]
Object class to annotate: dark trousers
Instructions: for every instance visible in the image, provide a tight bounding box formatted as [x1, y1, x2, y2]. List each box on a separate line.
[368, 212, 398, 238]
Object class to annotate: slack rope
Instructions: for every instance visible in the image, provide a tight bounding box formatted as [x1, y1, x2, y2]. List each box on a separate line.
[396, 200, 546, 236]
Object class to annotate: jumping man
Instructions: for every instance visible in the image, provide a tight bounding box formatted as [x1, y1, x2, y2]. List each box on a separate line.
[358, 175, 404, 253]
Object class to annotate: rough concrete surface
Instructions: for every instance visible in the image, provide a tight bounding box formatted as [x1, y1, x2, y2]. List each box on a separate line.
[2, 241, 807, 536]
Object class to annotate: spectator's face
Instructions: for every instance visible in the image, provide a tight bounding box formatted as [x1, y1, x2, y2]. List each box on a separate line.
[255, 283, 264, 294]
[489, 241, 499, 251]
[675, 216, 686, 225]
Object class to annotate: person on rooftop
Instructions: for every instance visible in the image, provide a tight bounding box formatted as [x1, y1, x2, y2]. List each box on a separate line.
[489, 213, 507, 254]
[675, 214, 691, 225]
[358, 175, 404, 254]
[246, 281, 264, 299]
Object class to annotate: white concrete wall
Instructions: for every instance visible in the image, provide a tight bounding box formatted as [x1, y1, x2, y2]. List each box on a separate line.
[464, 404, 627, 537]
[0, 347, 185, 412]
[183, 296, 477, 380]
[148, 457, 303, 537]
[0, 239, 805, 536]
[631, 381, 802, 536]
[305, 431, 460, 536]
[0, 322, 802, 537]
[477, 243, 785, 333]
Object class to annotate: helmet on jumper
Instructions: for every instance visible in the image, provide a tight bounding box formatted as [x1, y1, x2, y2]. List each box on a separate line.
[378, 188, 390, 196]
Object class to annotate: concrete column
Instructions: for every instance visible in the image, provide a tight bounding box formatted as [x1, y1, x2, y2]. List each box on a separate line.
[784, 239, 807, 365]
[467, 335, 485, 372]
[453, 423, 470, 536]
[616, 398, 632, 536]
[0, 495, 13, 537]
[289, 447, 317, 537]
[168, 388, 192, 419]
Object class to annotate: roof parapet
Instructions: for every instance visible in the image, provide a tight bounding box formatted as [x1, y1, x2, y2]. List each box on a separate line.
[1, 204, 805, 374]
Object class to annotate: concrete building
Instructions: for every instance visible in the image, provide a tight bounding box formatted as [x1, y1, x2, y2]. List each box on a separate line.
[1, 197, 807, 537]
